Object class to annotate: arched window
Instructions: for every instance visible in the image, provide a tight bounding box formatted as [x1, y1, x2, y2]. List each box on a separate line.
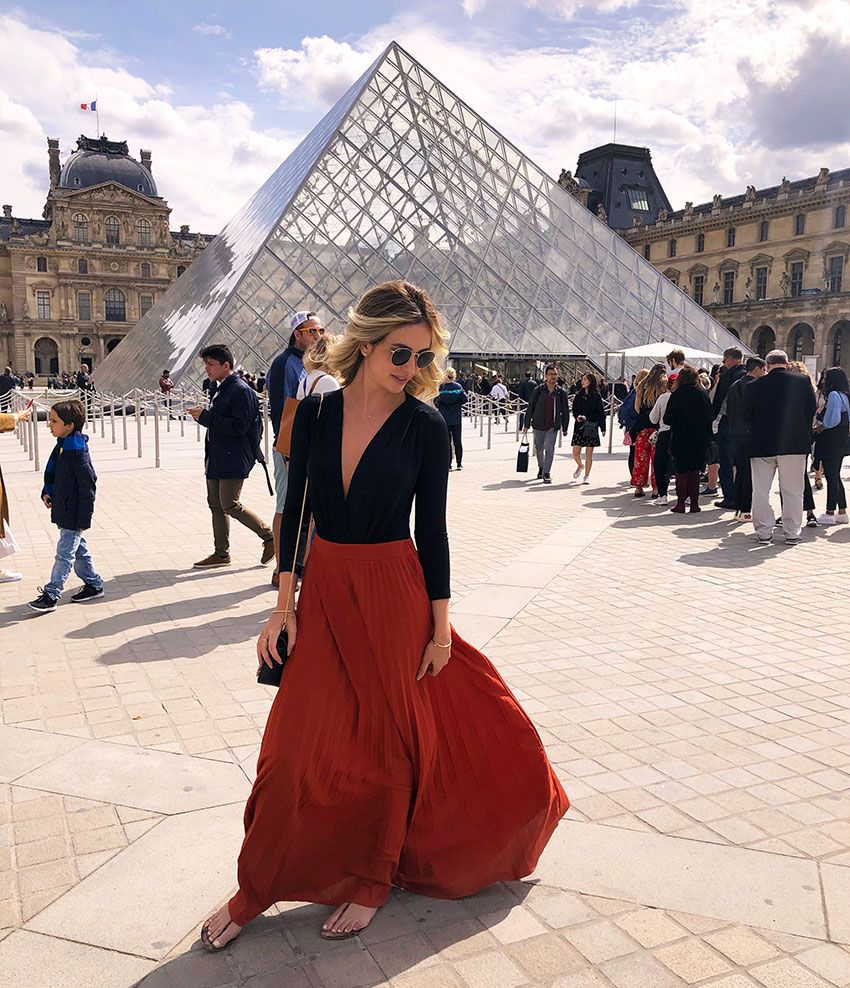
[836, 205, 847, 230]
[106, 338, 122, 353]
[696, 232, 705, 253]
[105, 288, 126, 322]
[73, 214, 89, 243]
[831, 322, 849, 368]
[136, 218, 152, 247]
[34, 337, 59, 375]
[753, 325, 776, 358]
[105, 215, 120, 245]
[140, 261, 151, 278]
[78, 258, 88, 275]
[36, 256, 47, 273]
[176, 265, 186, 277]
[789, 324, 814, 361]
[758, 220, 769, 243]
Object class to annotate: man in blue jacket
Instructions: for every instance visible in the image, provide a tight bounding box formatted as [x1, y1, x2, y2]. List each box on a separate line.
[189, 344, 274, 569]
[266, 311, 321, 584]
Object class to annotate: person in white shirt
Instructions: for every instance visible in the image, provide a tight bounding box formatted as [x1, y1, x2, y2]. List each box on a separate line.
[489, 376, 509, 425]
[296, 335, 342, 400]
[649, 380, 673, 505]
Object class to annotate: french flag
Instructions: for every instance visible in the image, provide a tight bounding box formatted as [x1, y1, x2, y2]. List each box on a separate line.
[80, 101, 97, 111]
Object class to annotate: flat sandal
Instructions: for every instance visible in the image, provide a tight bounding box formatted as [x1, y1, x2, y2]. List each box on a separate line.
[201, 920, 239, 952]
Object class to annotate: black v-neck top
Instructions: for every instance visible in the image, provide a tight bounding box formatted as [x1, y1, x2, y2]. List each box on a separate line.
[281, 389, 451, 600]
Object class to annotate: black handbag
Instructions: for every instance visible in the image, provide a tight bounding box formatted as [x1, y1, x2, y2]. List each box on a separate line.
[581, 420, 600, 442]
[257, 395, 323, 688]
[516, 437, 530, 472]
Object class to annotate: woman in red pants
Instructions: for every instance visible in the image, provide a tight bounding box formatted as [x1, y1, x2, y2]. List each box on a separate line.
[630, 364, 667, 498]
[203, 282, 568, 949]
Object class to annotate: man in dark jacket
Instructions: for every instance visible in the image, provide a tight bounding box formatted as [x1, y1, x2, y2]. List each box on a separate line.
[725, 356, 765, 518]
[517, 372, 538, 430]
[189, 344, 274, 569]
[0, 367, 18, 408]
[741, 349, 817, 544]
[434, 369, 468, 469]
[522, 365, 570, 483]
[28, 399, 105, 612]
[712, 347, 747, 509]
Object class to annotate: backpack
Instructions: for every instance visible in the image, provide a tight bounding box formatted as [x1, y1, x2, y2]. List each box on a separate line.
[618, 390, 638, 430]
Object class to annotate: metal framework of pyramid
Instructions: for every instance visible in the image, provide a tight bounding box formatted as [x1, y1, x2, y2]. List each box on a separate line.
[95, 41, 739, 393]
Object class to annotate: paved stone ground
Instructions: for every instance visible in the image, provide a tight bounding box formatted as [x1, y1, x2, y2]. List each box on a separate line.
[1, 411, 849, 987]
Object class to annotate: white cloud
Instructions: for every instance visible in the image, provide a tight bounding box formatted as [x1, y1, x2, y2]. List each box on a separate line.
[0, 14, 297, 232]
[255, 36, 375, 107]
[462, 0, 641, 19]
[193, 22, 232, 39]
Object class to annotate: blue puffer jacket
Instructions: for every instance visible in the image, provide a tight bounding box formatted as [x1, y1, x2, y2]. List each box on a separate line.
[42, 432, 97, 531]
[434, 381, 468, 426]
[198, 374, 260, 480]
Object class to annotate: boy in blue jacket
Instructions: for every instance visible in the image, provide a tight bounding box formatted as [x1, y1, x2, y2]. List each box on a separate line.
[29, 399, 104, 613]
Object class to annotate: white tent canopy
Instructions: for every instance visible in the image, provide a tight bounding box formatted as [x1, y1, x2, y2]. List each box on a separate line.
[604, 340, 726, 361]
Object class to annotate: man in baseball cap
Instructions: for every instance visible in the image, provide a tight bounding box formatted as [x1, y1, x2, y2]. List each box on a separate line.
[266, 310, 324, 585]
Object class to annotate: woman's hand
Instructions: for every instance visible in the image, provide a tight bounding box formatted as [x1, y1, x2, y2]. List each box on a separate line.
[416, 637, 452, 681]
[257, 610, 298, 669]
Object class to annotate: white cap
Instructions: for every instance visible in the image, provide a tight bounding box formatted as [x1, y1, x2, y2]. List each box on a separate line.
[289, 311, 320, 331]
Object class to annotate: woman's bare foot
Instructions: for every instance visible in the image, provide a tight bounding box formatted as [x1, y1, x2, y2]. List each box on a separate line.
[202, 903, 242, 950]
[321, 902, 378, 938]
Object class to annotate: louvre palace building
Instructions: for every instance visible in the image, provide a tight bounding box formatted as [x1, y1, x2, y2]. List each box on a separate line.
[572, 144, 850, 373]
[0, 135, 213, 379]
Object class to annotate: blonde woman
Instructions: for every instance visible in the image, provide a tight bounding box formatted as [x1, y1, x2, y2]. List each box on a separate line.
[203, 281, 568, 950]
[296, 333, 342, 399]
[630, 363, 667, 497]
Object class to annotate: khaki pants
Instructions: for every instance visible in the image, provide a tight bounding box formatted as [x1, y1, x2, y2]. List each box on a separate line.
[751, 454, 806, 540]
[206, 478, 272, 557]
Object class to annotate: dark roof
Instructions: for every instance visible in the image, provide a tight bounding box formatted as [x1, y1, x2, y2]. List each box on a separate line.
[668, 167, 850, 221]
[0, 217, 50, 242]
[575, 143, 672, 230]
[58, 134, 158, 198]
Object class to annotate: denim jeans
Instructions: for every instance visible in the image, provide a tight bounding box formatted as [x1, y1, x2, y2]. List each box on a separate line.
[44, 528, 103, 599]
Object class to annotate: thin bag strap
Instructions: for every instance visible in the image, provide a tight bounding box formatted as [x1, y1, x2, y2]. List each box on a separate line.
[289, 394, 323, 588]
[306, 372, 327, 397]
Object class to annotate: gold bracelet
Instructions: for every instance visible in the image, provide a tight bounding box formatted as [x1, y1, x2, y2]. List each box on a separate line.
[271, 609, 293, 616]
[431, 638, 452, 649]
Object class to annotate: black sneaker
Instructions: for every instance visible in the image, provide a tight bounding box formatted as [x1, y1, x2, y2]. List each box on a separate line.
[71, 583, 104, 602]
[537, 469, 543, 479]
[542, 474, 552, 484]
[456, 464, 463, 470]
[28, 588, 59, 613]
[700, 487, 718, 497]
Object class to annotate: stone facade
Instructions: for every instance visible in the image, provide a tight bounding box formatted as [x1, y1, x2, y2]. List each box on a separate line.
[620, 167, 850, 371]
[0, 136, 213, 379]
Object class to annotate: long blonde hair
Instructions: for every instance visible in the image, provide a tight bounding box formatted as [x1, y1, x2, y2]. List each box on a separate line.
[635, 363, 667, 411]
[303, 333, 340, 375]
[326, 281, 449, 400]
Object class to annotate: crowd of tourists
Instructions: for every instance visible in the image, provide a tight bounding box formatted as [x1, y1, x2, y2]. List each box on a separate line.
[616, 346, 849, 542]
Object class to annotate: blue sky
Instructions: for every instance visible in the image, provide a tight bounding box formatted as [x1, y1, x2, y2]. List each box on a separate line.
[1, 1, 847, 231]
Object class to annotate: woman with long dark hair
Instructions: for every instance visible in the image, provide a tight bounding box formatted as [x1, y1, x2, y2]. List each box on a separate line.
[664, 365, 713, 513]
[815, 366, 850, 525]
[570, 372, 606, 484]
[202, 282, 568, 949]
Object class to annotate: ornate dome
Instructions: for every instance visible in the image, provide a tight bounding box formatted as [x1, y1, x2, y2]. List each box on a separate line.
[58, 135, 158, 197]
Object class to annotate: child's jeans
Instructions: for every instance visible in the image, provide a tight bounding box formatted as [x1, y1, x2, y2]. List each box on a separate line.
[44, 529, 103, 600]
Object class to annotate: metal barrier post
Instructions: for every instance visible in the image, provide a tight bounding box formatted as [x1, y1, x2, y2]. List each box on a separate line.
[179, 393, 185, 438]
[135, 389, 142, 458]
[99, 393, 105, 438]
[122, 394, 128, 450]
[31, 401, 40, 470]
[110, 395, 116, 444]
[153, 393, 161, 468]
[486, 401, 492, 450]
[263, 396, 269, 462]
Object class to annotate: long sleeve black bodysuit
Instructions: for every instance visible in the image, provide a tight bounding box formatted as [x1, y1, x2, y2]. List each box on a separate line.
[281, 389, 451, 600]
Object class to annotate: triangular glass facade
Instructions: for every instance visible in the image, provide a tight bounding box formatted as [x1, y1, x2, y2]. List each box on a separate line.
[95, 42, 738, 393]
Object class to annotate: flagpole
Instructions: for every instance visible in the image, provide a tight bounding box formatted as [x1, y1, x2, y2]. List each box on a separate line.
[96, 92, 100, 136]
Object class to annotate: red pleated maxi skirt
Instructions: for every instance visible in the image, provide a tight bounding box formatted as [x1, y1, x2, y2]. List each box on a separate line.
[228, 536, 568, 926]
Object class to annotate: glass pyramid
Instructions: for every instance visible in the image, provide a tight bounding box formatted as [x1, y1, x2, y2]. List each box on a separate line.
[95, 41, 738, 393]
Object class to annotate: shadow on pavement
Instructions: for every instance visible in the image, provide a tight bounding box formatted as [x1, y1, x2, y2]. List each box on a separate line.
[138, 882, 535, 988]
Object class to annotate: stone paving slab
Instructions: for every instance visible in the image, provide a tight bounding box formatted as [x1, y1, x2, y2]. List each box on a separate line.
[26, 802, 244, 960]
[821, 862, 850, 944]
[536, 820, 828, 940]
[16, 738, 252, 814]
[0, 725, 85, 782]
[0, 929, 155, 987]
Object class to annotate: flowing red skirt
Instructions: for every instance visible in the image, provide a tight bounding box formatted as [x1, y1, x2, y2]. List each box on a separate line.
[228, 537, 569, 926]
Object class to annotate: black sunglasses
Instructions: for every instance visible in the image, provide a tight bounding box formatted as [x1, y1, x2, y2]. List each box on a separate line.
[389, 345, 435, 369]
